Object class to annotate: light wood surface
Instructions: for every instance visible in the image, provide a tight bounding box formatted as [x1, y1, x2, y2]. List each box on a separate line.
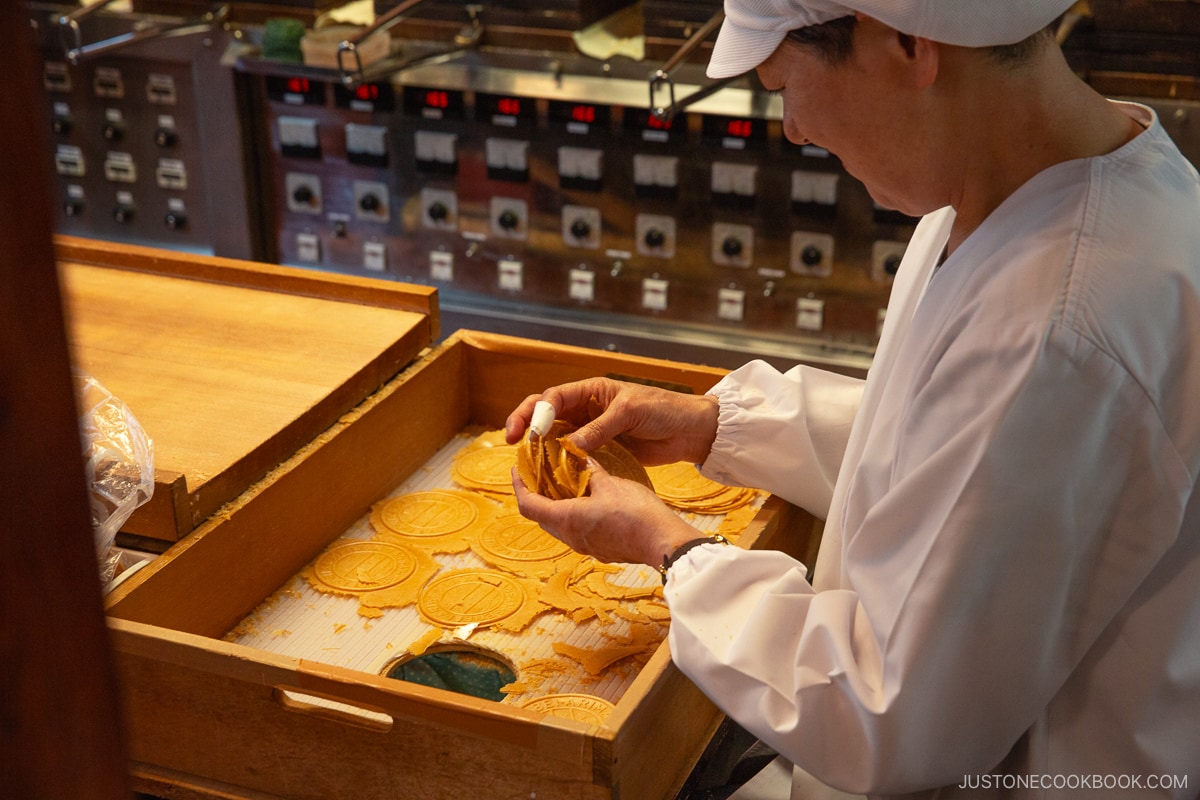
[59, 242, 436, 543]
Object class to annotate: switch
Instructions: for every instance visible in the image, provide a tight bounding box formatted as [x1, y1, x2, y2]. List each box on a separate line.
[636, 213, 676, 258]
[102, 109, 126, 143]
[104, 152, 137, 184]
[633, 154, 679, 193]
[43, 62, 71, 93]
[113, 191, 135, 223]
[51, 102, 72, 136]
[712, 223, 754, 268]
[346, 123, 388, 167]
[790, 231, 834, 277]
[278, 116, 321, 159]
[363, 241, 387, 272]
[796, 297, 825, 332]
[642, 277, 669, 311]
[569, 268, 595, 302]
[430, 250, 454, 282]
[558, 146, 603, 191]
[718, 287, 746, 321]
[498, 259, 524, 291]
[485, 138, 530, 182]
[490, 198, 528, 240]
[285, 172, 322, 214]
[562, 205, 601, 249]
[155, 159, 187, 190]
[353, 180, 389, 222]
[791, 171, 839, 211]
[871, 240, 907, 282]
[414, 130, 458, 174]
[164, 209, 188, 230]
[153, 124, 178, 148]
[420, 188, 458, 230]
[711, 162, 758, 202]
[146, 74, 177, 105]
[63, 185, 85, 217]
[93, 67, 124, 99]
[296, 232, 321, 264]
[55, 145, 85, 177]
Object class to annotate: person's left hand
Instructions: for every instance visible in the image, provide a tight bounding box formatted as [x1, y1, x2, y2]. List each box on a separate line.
[511, 461, 699, 566]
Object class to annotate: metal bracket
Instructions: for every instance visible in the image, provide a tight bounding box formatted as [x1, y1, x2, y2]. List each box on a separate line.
[56, 3, 229, 65]
[337, 1, 483, 87]
[647, 10, 737, 124]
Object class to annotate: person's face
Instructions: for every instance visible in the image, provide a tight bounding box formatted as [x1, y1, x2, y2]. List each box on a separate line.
[755, 16, 942, 217]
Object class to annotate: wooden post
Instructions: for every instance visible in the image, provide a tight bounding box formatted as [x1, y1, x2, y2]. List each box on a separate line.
[0, 4, 133, 798]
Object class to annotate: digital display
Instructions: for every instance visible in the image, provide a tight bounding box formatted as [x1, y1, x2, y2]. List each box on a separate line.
[622, 107, 686, 143]
[402, 86, 465, 119]
[703, 114, 767, 148]
[476, 92, 536, 125]
[548, 99, 611, 132]
[266, 75, 326, 106]
[334, 81, 395, 112]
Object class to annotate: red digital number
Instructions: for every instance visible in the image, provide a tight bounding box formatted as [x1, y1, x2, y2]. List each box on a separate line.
[355, 84, 380, 102]
[497, 97, 521, 116]
[286, 77, 310, 94]
[727, 119, 753, 138]
[571, 105, 596, 123]
[425, 90, 449, 109]
[647, 114, 672, 131]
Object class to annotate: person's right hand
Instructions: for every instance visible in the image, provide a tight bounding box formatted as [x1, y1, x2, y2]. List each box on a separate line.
[504, 377, 720, 467]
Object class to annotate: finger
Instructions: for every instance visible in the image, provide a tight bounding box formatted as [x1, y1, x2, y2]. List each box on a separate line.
[511, 467, 558, 525]
[505, 393, 547, 443]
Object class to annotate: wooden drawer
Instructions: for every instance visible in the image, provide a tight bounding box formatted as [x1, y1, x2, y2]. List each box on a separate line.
[105, 329, 817, 800]
[58, 236, 437, 547]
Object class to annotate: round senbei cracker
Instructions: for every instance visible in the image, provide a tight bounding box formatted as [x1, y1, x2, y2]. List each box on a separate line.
[451, 444, 519, 497]
[309, 540, 420, 594]
[473, 512, 573, 577]
[417, 568, 547, 633]
[646, 462, 758, 514]
[371, 490, 497, 553]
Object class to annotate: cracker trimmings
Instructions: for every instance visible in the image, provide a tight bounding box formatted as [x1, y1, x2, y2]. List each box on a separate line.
[552, 623, 664, 675]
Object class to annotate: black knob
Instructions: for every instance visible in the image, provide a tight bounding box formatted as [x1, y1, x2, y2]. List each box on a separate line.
[722, 237, 743, 258]
[801, 245, 823, 266]
[112, 205, 134, 223]
[52, 116, 72, 136]
[498, 210, 519, 230]
[164, 211, 187, 230]
[884, 254, 902, 276]
[63, 198, 84, 217]
[570, 218, 591, 240]
[359, 193, 381, 212]
[154, 127, 177, 148]
[101, 122, 124, 142]
[428, 202, 448, 222]
[293, 185, 314, 205]
[644, 228, 666, 248]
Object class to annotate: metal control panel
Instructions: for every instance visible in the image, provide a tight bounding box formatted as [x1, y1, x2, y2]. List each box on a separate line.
[243, 44, 914, 370]
[29, 3, 256, 259]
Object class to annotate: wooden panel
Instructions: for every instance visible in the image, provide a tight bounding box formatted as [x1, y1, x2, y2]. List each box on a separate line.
[60, 244, 437, 542]
[0, 7, 131, 799]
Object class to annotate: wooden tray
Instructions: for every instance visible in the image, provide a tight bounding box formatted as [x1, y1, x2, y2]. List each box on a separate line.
[105, 329, 818, 800]
[58, 236, 438, 547]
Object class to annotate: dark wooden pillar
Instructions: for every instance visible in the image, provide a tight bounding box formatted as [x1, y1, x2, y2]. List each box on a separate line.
[0, 3, 132, 798]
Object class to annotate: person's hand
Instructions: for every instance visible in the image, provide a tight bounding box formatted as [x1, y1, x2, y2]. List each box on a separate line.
[511, 461, 699, 566]
[504, 377, 720, 467]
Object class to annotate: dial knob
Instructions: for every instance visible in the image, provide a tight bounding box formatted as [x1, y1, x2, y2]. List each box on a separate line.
[498, 210, 519, 230]
[101, 121, 124, 142]
[722, 237, 743, 258]
[292, 185, 314, 205]
[359, 193, 381, 213]
[427, 202, 448, 222]
[569, 218, 592, 240]
[644, 228, 666, 248]
[154, 127, 177, 148]
[801, 245, 823, 267]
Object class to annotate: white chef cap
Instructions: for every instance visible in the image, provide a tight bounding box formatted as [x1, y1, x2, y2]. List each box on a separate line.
[707, 0, 1077, 78]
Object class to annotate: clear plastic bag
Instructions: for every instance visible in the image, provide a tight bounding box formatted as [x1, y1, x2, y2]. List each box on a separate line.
[74, 370, 154, 584]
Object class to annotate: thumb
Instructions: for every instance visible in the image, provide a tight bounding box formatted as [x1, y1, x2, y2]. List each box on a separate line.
[570, 413, 619, 454]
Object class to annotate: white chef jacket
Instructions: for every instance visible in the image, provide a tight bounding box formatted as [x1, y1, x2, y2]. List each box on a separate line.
[666, 102, 1200, 798]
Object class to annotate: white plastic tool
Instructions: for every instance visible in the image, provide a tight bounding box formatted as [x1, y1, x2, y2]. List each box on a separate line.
[530, 400, 556, 438]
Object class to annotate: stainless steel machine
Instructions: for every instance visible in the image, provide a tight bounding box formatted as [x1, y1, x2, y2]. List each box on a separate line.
[24, 0, 1200, 373]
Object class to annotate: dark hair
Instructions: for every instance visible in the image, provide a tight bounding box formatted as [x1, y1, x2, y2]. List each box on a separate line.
[783, 15, 1058, 66]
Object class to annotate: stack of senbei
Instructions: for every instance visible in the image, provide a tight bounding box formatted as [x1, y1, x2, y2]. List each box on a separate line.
[224, 419, 764, 725]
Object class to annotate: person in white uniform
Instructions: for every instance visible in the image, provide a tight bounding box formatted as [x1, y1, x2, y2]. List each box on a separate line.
[506, 1, 1200, 796]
